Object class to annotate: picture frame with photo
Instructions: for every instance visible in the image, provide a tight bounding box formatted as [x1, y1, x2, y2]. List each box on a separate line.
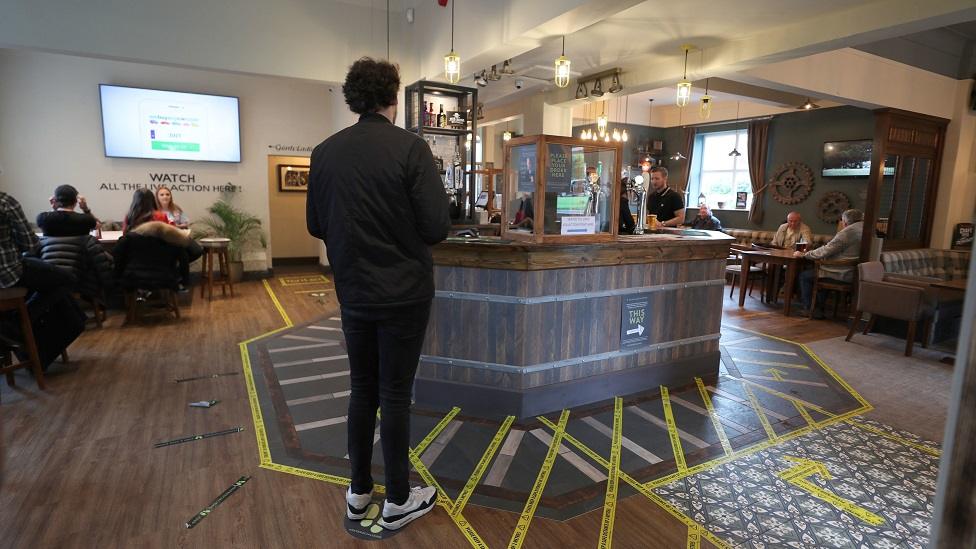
[735, 191, 748, 209]
[278, 165, 309, 192]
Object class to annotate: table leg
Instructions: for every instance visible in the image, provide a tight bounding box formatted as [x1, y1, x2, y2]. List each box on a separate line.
[783, 260, 798, 316]
[738, 256, 751, 307]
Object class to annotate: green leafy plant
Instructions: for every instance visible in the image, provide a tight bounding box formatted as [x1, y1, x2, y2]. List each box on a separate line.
[194, 200, 267, 261]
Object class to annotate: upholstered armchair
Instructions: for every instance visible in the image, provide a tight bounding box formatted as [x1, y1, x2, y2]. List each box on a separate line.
[846, 261, 937, 356]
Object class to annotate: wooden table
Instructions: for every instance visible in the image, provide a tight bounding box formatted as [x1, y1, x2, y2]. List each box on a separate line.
[933, 278, 968, 292]
[738, 248, 806, 316]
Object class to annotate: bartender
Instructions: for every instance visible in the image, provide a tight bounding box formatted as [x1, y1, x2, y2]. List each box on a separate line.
[646, 166, 685, 228]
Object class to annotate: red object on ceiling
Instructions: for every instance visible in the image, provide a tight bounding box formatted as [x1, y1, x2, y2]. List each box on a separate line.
[438, 0, 448, 6]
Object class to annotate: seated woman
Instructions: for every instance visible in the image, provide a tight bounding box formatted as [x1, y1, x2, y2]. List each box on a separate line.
[120, 189, 202, 289]
[155, 186, 190, 229]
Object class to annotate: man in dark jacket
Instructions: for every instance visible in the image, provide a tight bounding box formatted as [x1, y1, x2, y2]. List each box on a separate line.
[306, 57, 450, 531]
[37, 185, 99, 237]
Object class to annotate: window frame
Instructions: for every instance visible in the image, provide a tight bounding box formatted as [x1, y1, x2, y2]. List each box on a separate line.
[690, 128, 751, 211]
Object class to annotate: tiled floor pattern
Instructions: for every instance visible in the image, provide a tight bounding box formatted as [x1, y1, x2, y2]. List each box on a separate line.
[243, 299, 941, 547]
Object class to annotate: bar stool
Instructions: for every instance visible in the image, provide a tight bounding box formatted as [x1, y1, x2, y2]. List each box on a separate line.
[0, 287, 46, 391]
[199, 237, 234, 300]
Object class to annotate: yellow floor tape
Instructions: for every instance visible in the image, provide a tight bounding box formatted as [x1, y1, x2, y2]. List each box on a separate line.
[452, 416, 515, 519]
[661, 387, 688, 472]
[509, 410, 570, 549]
[742, 383, 777, 442]
[695, 377, 733, 457]
[598, 397, 623, 549]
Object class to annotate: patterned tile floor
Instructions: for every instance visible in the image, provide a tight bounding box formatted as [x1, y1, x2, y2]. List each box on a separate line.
[243, 282, 942, 548]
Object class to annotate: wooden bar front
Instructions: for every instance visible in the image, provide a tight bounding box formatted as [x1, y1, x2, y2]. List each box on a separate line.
[416, 230, 734, 419]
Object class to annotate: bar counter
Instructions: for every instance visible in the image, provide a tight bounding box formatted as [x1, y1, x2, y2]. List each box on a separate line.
[416, 229, 734, 419]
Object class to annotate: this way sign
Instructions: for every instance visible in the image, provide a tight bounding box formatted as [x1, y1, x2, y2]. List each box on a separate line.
[621, 296, 650, 349]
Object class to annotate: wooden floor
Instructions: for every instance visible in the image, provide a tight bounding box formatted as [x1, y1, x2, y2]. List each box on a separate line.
[0, 271, 936, 548]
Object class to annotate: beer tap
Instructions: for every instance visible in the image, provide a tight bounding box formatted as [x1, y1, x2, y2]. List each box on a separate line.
[628, 175, 648, 235]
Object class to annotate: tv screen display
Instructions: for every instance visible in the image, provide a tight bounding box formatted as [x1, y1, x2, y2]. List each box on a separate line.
[822, 140, 893, 177]
[100, 84, 241, 162]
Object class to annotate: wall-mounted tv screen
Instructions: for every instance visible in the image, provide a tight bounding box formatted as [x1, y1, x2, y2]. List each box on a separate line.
[100, 84, 241, 163]
[822, 139, 894, 177]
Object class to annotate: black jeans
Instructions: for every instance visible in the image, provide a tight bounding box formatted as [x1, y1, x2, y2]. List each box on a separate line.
[342, 301, 431, 505]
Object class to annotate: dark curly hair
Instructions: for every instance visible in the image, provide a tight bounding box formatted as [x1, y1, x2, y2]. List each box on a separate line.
[342, 57, 400, 115]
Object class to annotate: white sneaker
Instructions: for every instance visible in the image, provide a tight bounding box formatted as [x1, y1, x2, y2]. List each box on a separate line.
[346, 487, 374, 520]
[377, 486, 437, 530]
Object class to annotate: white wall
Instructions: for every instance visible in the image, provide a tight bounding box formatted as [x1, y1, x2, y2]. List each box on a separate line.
[0, 49, 339, 271]
[0, 0, 412, 84]
[931, 78, 976, 248]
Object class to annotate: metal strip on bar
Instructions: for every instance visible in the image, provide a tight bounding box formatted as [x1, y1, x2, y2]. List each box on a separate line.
[420, 332, 721, 374]
[435, 278, 725, 305]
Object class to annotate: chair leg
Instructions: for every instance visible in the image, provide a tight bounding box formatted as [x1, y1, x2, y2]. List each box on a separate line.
[729, 274, 737, 299]
[832, 291, 841, 318]
[922, 318, 932, 349]
[905, 320, 917, 357]
[846, 311, 863, 342]
[17, 299, 45, 390]
[171, 291, 181, 319]
[863, 314, 877, 335]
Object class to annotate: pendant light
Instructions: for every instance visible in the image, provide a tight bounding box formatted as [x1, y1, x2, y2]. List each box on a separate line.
[670, 107, 687, 160]
[503, 131, 512, 141]
[729, 101, 742, 157]
[597, 101, 608, 137]
[443, 0, 461, 83]
[554, 36, 571, 88]
[621, 97, 629, 142]
[699, 78, 712, 119]
[676, 45, 692, 107]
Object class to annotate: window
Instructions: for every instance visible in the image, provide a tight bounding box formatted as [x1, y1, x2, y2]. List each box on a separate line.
[692, 129, 750, 210]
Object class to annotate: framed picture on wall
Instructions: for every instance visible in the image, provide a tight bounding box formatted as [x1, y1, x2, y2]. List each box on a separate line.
[278, 165, 309, 192]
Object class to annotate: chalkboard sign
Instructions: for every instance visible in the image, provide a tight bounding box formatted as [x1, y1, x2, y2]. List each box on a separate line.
[620, 295, 650, 349]
[547, 144, 572, 194]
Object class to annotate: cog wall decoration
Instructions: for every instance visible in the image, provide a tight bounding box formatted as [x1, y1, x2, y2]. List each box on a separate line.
[817, 191, 851, 224]
[769, 161, 815, 205]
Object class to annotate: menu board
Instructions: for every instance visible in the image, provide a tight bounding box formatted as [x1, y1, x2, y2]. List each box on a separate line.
[547, 144, 572, 194]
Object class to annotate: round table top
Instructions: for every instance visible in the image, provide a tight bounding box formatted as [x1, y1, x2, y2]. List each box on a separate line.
[200, 237, 231, 248]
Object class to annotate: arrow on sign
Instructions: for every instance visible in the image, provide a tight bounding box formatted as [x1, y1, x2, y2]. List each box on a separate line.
[626, 324, 645, 336]
[764, 368, 787, 381]
[777, 456, 885, 526]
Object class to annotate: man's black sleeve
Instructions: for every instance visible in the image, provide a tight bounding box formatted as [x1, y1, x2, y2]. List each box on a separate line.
[407, 139, 451, 245]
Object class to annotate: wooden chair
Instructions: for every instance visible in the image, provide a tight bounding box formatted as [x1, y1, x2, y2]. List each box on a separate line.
[726, 250, 767, 301]
[0, 287, 46, 391]
[809, 258, 859, 319]
[846, 261, 935, 357]
[125, 288, 180, 324]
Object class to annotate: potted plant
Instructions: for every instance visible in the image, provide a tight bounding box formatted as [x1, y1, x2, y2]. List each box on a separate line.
[195, 199, 267, 282]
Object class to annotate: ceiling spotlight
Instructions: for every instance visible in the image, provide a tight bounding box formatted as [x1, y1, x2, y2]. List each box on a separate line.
[475, 70, 488, 87]
[797, 97, 821, 110]
[500, 59, 515, 75]
[670, 151, 687, 161]
[488, 64, 501, 81]
[608, 73, 623, 94]
[590, 78, 605, 97]
[575, 81, 587, 100]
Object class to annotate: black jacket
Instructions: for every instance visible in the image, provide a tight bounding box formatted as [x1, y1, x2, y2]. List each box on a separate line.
[37, 235, 114, 298]
[307, 112, 451, 308]
[113, 222, 190, 290]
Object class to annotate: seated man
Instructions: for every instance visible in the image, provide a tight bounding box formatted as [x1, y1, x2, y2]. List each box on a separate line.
[37, 184, 100, 237]
[772, 211, 812, 249]
[795, 209, 864, 318]
[689, 204, 722, 231]
[1, 190, 74, 295]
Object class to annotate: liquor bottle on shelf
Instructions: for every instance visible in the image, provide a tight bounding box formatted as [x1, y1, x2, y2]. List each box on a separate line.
[438, 104, 447, 128]
[426, 102, 434, 127]
[452, 146, 463, 188]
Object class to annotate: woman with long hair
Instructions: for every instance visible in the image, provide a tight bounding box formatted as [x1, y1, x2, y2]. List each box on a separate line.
[155, 186, 189, 229]
[122, 188, 169, 233]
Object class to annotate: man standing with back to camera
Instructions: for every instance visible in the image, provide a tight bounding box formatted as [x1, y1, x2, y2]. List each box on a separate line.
[306, 57, 451, 531]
